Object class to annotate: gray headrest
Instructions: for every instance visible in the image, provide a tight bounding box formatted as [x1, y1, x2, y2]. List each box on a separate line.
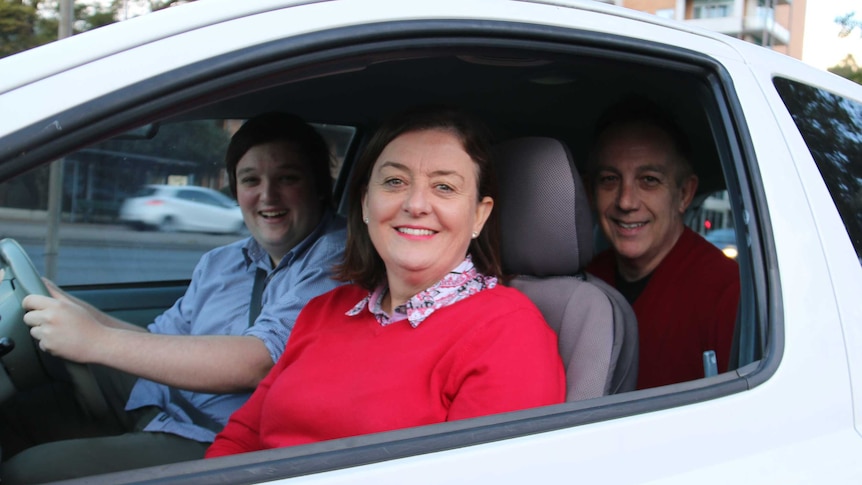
[494, 137, 593, 276]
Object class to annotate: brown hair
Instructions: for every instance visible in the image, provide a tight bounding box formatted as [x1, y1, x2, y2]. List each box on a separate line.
[224, 112, 333, 209]
[335, 105, 502, 290]
[586, 95, 695, 187]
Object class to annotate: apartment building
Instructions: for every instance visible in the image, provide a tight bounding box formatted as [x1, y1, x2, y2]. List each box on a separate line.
[591, 1, 807, 235]
[595, 0, 806, 59]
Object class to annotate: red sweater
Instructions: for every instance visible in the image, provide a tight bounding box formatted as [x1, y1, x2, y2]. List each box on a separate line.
[206, 284, 565, 457]
[587, 227, 740, 389]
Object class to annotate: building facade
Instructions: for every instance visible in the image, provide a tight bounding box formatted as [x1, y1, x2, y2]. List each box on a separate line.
[595, 0, 806, 60]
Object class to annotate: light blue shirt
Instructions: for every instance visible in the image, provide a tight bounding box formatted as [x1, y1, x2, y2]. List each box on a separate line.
[125, 211, 347, 443]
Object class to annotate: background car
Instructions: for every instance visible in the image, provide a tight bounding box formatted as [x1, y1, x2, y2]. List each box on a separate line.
[1, 0, 862, 484]
[119, 184, 245, 234]
[705, 228, 738, 259]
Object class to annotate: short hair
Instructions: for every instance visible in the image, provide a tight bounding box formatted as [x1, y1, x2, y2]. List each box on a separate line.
[586, 96, 695, 187]
[335, 105, 502, 290]
[225, 112, 333, 209]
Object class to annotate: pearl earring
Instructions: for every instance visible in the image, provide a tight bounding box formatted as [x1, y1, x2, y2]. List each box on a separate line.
[363, 217, 369, 224]
[472, 231, 478, 239]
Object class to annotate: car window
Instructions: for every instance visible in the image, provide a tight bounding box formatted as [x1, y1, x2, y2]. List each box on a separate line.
[176, 189, 212, 205]
[773, 78, 862, 264]
[134, 186, 158, 197]
[0, 120, 355, 286]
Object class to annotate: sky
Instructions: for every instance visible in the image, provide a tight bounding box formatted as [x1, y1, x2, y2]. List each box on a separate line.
[801, 0, 862, 70]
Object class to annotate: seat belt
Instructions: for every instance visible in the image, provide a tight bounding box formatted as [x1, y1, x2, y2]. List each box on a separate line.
[248, 267, 267, 327]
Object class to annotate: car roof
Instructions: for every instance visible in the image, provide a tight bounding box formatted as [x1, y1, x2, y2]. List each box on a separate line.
[0, 0, 744, 97]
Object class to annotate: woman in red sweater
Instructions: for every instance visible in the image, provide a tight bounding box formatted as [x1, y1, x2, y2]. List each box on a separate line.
[206, 106, 566, 457]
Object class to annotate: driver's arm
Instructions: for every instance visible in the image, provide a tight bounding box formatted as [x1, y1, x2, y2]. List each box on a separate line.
[43, 278, 147, 333]
[85, 329, 272, 393]
[23, 292, 272, 393]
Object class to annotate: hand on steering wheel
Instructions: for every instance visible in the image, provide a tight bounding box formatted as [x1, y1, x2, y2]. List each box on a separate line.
[0, 238, 108, 417]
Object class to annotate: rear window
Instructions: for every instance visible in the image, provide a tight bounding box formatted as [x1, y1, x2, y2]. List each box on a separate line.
[774, 77, 862, 264]
[134, 187, 159, 197]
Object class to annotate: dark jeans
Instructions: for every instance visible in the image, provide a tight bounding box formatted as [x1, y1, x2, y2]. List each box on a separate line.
[0, 365, 209, 484]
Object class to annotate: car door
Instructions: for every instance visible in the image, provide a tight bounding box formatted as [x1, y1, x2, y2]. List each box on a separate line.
[173, 188, 216, 232]
[764, 56, 862, 440]
[188, 190, 242, 234]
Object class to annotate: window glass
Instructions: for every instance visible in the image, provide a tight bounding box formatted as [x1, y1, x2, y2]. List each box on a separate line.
[692, 0, 733, 19]
[655, 8, 674, 19]
[0, 120, 355, 286]
[686, 190, 737, 261]
[774, 77, 862, 263]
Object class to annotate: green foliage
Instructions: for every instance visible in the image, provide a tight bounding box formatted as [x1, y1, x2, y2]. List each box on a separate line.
[0, 0, 122, 59]
[97, 120, 232, 174]
[149, 0, 187, 11]
[0, 1, 47, 57]
[828, 55, 862, 86]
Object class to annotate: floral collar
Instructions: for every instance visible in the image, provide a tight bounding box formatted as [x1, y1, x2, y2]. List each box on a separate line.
[346, 255, 497, 327]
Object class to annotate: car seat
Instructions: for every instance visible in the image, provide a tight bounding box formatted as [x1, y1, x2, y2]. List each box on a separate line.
[493, 137, 638, 400]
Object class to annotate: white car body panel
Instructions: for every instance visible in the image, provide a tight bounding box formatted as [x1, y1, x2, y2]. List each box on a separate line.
[0, 0, 860, 483]
[0, 0, 745, 138]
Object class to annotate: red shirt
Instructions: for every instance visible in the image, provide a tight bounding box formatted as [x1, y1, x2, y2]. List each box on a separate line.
[206, 284, 565, 457]
[587, 227, 740, 389]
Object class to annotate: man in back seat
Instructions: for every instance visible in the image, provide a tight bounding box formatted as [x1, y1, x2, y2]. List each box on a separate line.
[584, 97, 740, 390]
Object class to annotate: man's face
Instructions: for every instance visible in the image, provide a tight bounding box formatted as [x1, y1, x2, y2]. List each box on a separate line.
[235, 141, 324, 266]
[592, 122, 697, 281]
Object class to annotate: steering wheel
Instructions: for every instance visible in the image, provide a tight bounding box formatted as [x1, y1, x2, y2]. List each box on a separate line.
[0, 238, 109, 418]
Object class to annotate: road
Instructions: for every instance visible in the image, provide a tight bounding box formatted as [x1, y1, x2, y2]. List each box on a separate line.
[1, 219, 245, 286]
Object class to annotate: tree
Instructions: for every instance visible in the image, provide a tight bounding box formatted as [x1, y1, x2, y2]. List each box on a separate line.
[115, 0, 192, 15]
[149, 0, 188, 10]
[828, 55, 862, 86]
[0, 1, 54, 58]
[0, 0, 124, 59]
[830, 12, 862, 86]
[835, 12, 861, 38]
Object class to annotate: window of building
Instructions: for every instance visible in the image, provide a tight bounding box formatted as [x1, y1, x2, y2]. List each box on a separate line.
[693, 0, 733, 19]
[655, 8, 674, 19]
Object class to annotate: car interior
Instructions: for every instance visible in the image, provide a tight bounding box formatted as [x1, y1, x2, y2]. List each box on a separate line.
[0, 22, 766, 483]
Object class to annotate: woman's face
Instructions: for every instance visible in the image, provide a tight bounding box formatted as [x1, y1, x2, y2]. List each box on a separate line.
[362, 129, 493, 291]
[236, 141, 323, 266]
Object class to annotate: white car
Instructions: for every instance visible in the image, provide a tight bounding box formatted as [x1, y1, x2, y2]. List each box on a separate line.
[119, 184, 245, 234]
[0, 0, 861, 484]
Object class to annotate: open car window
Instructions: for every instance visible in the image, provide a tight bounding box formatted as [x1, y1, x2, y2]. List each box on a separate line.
[0, 121, 355, 286]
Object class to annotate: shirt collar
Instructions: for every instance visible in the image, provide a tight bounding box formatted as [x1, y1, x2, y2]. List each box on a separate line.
[346, 255, 497, 327]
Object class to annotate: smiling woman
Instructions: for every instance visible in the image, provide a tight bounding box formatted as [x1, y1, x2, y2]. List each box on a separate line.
[361, 121, 494, 304]
[205, 105, 565, 457]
